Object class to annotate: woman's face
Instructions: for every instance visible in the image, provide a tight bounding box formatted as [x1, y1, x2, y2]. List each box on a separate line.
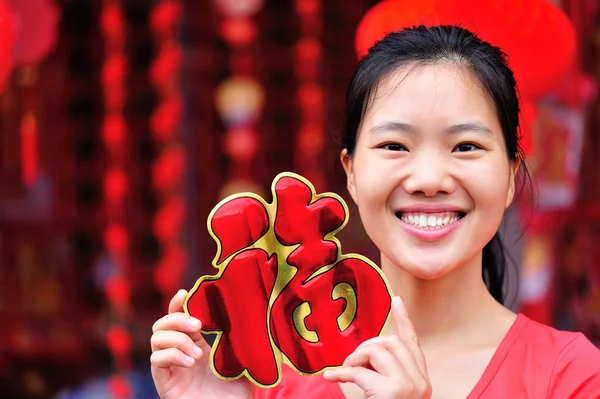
[342, 63, 516, 280]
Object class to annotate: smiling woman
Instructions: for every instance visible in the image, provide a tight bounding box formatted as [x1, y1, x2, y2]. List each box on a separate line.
[150, 25, 600, 399]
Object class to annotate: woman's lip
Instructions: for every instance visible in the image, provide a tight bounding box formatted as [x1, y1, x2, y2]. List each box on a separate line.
[395, 205, 466, 213]
[398, 215, 464, 241]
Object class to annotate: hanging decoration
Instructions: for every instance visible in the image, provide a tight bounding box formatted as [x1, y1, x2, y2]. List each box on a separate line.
[294, 0, 325, 191]
[0, 0, 16, 92]
[9, 0, 59, 189]
[354, 0, 578, 157]
[213, 0, 265, 200]
[100, 1, 132, 398]
[149, 0, 187, 309]
[3, 0, 59, 189]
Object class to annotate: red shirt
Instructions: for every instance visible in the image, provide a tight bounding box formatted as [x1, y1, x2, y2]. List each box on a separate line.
[255, 314, 600, 398]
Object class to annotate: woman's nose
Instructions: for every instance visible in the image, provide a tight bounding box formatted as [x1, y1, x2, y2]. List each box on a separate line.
[401, 151, 456, 197]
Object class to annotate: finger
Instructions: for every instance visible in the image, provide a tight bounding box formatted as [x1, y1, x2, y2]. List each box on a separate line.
[168, 289, 188, 314]
[393, 296, 428, 375]
[152, 313, 204, 343]
[150, 347, 196, 389]
[151, 330, 203, 359]
[350, 336, 422, 380]
[323, 366, 388, 393]
[343, 343, 406, 378]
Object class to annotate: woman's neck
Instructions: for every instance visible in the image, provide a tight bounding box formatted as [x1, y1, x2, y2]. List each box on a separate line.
[380, 252, 514, 349]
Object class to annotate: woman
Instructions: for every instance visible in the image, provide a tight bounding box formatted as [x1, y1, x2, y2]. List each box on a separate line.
[150, 25, 600, 398]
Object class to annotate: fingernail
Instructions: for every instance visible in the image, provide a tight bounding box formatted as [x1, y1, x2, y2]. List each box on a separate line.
[394, 296, 407, 316]
[177, 289, 187, 297]
[189, 318, 201, 329]
[192, 345, 202, 357]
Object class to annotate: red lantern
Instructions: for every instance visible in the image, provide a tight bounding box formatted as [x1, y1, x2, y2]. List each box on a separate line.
[355, 0, 577, 100]
[9, 0, 59, 65]
[355, 0, 438, 58]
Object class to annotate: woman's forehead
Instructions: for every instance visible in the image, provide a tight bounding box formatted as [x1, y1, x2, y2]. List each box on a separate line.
[364, 62, 496, 121]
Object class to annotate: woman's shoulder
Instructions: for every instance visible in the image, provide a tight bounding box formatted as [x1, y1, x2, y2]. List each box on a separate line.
[516, 313, 599, 357]
[508, 314, 600, 396]
[254, 364, 344, 399]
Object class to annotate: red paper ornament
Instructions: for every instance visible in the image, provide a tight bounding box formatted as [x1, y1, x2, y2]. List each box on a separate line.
[186, 173, 392, 387]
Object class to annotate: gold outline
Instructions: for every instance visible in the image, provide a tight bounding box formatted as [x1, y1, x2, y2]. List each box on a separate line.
[184, 172, 393, 388]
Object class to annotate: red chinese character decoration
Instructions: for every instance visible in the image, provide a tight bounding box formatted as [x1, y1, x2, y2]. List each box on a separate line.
[185, 172, 392, 387]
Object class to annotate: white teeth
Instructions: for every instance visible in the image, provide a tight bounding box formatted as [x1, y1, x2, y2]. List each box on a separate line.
[399, 212, 463, 229]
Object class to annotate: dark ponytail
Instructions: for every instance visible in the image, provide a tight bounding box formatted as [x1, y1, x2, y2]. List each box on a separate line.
[482, 233, 506, 304]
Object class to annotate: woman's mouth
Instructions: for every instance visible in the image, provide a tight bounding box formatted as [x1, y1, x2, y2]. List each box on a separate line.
[395, 211, 466, 230]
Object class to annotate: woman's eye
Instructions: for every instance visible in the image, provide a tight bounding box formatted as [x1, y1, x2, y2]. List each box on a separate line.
[379, 143, 407, 151]
[453, 142, 481, 152]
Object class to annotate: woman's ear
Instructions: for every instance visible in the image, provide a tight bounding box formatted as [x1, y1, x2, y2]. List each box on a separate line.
[505, 158, 520, 209]
[340, 149, 358, 204]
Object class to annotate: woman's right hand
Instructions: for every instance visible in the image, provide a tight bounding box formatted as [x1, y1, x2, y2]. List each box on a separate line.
[150, 289, 254, 399]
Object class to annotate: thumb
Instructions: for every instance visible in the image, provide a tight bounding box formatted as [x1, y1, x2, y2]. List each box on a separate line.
[391, 296, 428, 376]
[391, 296, 407, 331]
[168, 289, 188, 314]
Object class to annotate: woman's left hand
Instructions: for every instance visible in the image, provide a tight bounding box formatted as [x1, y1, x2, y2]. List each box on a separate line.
[323, 296, 432, 399]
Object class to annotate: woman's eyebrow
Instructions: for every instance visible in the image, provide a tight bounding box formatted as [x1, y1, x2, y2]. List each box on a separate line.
[369, 121, 493, 136]
[368, 121, 416, 135]
[445, 122, 493, 135]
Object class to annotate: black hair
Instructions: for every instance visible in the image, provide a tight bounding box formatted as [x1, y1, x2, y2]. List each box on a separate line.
[341, 25, 531, 305]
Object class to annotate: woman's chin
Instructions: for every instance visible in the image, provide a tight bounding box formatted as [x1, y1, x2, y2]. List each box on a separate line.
[386, 250, 463, 280]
